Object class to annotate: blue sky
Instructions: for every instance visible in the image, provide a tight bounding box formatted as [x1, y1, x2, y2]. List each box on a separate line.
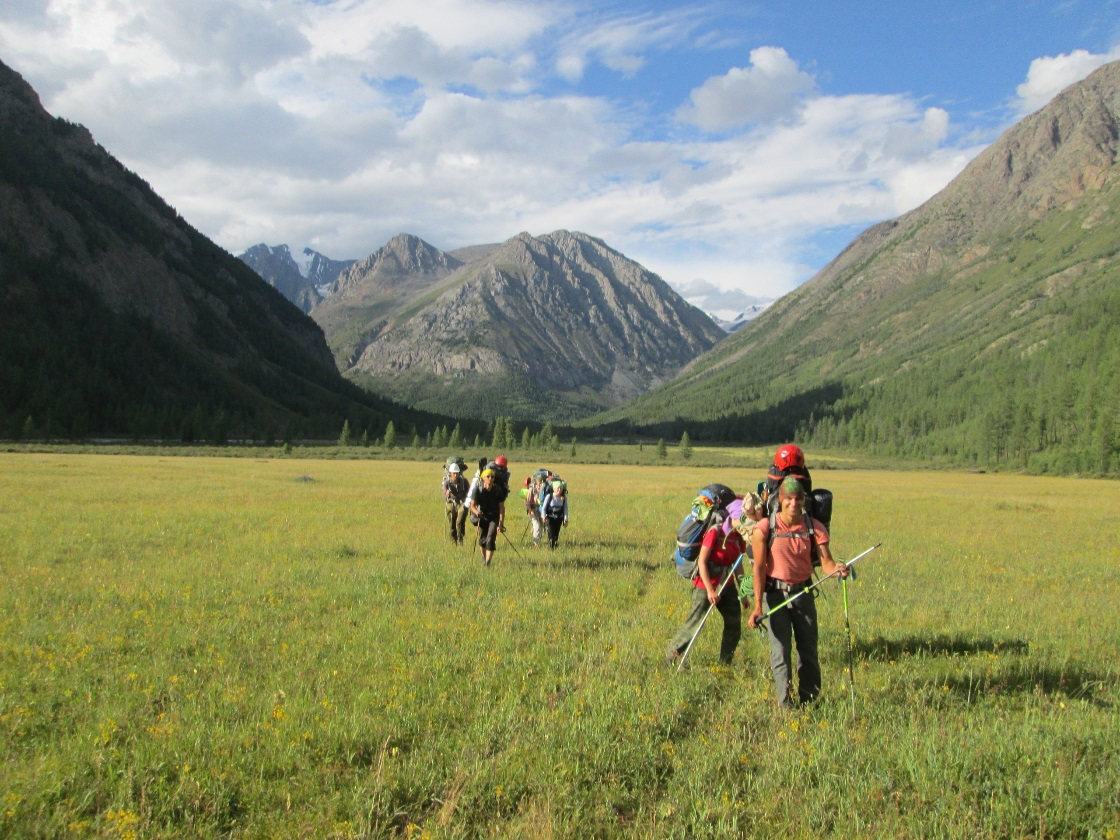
[2, 0, 1118, 317]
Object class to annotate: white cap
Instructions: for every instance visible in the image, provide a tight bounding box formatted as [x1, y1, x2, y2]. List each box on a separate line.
[448, 463, 460, 473]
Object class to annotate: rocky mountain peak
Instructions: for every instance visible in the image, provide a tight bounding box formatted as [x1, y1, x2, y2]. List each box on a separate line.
[335, 229, 725, 420]
[330, 233, 463, 296]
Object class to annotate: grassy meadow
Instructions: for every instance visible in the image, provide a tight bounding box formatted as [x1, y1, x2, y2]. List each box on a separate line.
[1, 452, 1118, 838]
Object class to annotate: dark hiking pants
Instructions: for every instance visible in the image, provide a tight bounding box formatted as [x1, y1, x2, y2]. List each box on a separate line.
[667, 584, 742, 665]
[763, 587, 821, 708]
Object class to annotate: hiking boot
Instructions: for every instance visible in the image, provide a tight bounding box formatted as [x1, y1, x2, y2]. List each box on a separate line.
[665, 651, 681, 668]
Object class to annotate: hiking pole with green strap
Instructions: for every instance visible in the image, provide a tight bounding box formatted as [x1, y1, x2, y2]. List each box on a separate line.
[842, 575, 857, 720]
[754, 543, 881, 630]
[676, 556, 745, 672]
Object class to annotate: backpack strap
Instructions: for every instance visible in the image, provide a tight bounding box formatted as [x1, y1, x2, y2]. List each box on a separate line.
[767, 510, 819, 564]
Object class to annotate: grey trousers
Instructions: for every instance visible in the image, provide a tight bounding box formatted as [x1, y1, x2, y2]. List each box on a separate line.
[667, 584, 742, 664]
[763, 587, 821, 708]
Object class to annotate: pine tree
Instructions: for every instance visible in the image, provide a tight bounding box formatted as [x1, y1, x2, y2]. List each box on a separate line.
[383, 421, 397, 449]
[338, 419, 351, 447]
[679, 431, 692, 461]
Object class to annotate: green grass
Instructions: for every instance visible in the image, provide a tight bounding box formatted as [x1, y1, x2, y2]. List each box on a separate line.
[1, 454, 1118, 838]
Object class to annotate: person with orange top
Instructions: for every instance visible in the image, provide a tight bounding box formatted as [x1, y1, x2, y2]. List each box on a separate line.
[748, 475, 848, 708]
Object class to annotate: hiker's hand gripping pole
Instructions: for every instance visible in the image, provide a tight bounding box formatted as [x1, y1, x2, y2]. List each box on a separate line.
[676, 556, 745, 672]
[751, 543, 881, 631]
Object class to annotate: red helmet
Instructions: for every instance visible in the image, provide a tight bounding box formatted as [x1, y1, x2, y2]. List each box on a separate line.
[774, 444, 805, 472]
[523, 476, 531, 487]
[494, 455, 508, 467]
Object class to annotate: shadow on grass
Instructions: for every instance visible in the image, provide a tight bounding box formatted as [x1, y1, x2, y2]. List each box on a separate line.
[855, 634, 1030, 660]
[858, 634, 1114, 705]
[937, 663, 1113, 705]
[520, 538, 658, 552]
[518, 554, 661, 572]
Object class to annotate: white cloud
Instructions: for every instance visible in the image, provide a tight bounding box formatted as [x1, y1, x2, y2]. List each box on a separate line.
[554, 8, 694, 82]
[0, 0, 1003, 305]
[676, 46, 816, 131]
[1014, 47, 1120, 115]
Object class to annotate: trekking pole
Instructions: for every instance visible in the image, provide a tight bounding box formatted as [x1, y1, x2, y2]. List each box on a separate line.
[500, 526, 525, 561]
[520, 517, 531, 546]
[676, 556, 744, 672]
[842, 575, 857, 721]
[755, 543, 881, 630]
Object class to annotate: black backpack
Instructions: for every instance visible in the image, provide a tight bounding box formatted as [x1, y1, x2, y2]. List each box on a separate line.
[486, 460, 511, 502]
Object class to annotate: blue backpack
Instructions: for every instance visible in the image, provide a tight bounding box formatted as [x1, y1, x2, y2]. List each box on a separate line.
[672, 483, 736, 579]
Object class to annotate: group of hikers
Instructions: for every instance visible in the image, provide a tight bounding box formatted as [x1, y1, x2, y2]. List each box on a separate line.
[439, 443, 856, 710]
[441, 456, 569, 565]
[666, 443, 853, 709]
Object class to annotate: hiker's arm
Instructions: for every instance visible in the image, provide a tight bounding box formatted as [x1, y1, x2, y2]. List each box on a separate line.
[818, 543, 847, 578]
[498, 501, 506, 531]
[748, 527, 767, 628]
[697, 542, 719, 604]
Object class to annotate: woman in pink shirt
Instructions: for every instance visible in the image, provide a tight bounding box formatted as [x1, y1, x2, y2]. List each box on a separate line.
[748, 475, 848, 708]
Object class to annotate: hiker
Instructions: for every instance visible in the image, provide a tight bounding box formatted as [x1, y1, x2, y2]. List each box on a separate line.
[524, 472, 549, 548]
[539, 479, 568, 549]
[442, 462, 469, 544]
[748, 475, 848, 708]
[469, 468, 506, 566]
[666, 499, 749, 667]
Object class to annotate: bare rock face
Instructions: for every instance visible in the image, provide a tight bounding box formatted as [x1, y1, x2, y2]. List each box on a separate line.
[320, 229, 725, 418]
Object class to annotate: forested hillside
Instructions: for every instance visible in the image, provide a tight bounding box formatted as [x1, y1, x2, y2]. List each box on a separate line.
[585, 62, 1120, 475]
[0, 59, 453, 443]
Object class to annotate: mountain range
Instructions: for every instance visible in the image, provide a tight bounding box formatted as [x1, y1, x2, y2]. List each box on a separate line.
[0, 58, 453, 443]
[242, 230, 726, 422]
[589, 61, 1120, 473]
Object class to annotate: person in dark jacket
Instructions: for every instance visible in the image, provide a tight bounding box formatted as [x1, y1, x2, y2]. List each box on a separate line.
[469, 469, 505, 565]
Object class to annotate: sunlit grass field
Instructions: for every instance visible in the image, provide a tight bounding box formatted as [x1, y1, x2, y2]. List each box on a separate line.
[1, 453, 1118, 838]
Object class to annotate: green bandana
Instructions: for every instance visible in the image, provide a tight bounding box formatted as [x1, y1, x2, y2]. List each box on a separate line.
[779, 475, 804, 497]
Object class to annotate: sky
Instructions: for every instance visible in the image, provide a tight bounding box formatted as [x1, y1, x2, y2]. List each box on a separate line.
[2, 1, 1119, 319]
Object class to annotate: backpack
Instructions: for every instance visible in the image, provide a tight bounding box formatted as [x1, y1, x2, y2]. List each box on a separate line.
[541, 481, 568, 520]
[486, 460, 511, 502]
[752, 466, 833, 566]
[671, 483, 737, 579]
[444, 454, 467, 477]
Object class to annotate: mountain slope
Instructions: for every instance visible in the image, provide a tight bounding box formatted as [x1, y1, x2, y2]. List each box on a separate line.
[0, 59, 443, 442]
[320, 230, 725, 421]
[589, 61, 1120, 473]
[310, 233, 466, 369]
[238, 244, 353, 314]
